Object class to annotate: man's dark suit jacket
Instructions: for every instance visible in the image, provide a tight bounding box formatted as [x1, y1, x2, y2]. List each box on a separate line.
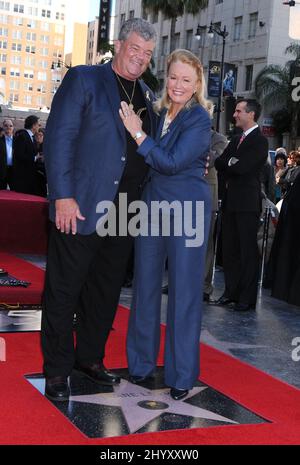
[215, 127, 268, 212]
[13, 129, 39, 195]
[0, 135, 15, 190]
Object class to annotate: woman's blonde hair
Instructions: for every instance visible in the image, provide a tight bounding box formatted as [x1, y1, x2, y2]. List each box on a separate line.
[154, 49, 213, 116]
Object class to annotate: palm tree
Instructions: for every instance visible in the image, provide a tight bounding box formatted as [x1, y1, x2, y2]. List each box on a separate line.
[255, 42, 300, 148]
[142, 0, 209, 53]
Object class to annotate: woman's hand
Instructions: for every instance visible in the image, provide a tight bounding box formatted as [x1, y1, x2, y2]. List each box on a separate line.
[119, 101, 143, 138]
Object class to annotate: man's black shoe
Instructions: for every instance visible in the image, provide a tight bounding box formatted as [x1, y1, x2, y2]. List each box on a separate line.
[123, 278, 133, 288]
[45, 376, 70, 401]
[170, 388, 189, 401]
[203, 292, 210, 302]
[74, 362, 120, 385]
[213, 295, 235, 306]
[232, 303, 255, 311]
[129, 375, 153, 384]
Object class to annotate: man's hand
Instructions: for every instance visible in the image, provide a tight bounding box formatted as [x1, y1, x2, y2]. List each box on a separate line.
[55, 198, 85, 235]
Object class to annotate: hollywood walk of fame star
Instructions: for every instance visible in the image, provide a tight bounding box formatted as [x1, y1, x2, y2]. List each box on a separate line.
[69, 379, 238, 433]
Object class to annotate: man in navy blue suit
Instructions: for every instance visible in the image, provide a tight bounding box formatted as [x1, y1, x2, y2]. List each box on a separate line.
[41, 18, 157, 401]
[0, 119, 15, 190]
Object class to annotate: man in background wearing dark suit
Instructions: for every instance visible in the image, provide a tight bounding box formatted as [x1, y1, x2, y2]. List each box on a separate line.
[203, 129, 228, 302]
[0, 119, 15, 190]
[13, 115, 46, 196]
[214, 99, 268, 311]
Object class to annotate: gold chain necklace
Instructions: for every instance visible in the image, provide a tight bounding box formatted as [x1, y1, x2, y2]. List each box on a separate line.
[115, 73, 136, 110]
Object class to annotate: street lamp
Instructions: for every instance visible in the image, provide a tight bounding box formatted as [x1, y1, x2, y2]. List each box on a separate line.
[207, 22, 229, 132]
[195, 24, 201, 40]
[51, 59, 71, 70]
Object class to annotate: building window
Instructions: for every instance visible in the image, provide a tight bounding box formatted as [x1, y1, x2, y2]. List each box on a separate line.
[162, 36, 168, 56]
[151, 11, 158, 23]
[0, 14, 8, 23]
[10, 67, 20, 76]
[212, 23, 221, 45]
[9, 80, 20, 90]
[27, 7, 38, 16]
[13, 4, 24, 13]
[142, 6, 147, 20]
[0, 2, 10, 11]
[25, 56, 35, 66]
[120, 13, 125, 28]
[24, 82, 33, 91]
[36, 96, 46, 106]
[0, 53, 6, 62]
[51, 71, 61, 82]
[1, 66, 6, 74]
[52, 50, 62, 58]
[11, 43, 22, 51]
[37, 84, 46, 93]
[24, 69, 34, 79]
[42, 9, 51, 18]
[186, 30, 193, 50]
[23, 95, 32, 104]
[245, 64, 253, 90]
[27, 19, 36, 28]
[37, 71, 47, 81]
[9, 93, 19, 102]
[216, 0, 223, 3]
[197, 26, 206, 47]
[40, 47, 49, 56]
[0, 28, 8, 37]
[234, 16, 242, 41]
[39, 60, 49, 69]
[12, 30, 22, 40]
[40, 34, 50, 44]
[248, 12, 258, 39]
[26, 32, 36, 41]
[41, 22, 50, 31]
[171, 33, 180, 52]
[0, 40, 7, 49]
[25, 45, 36, 53]
[129, 10, 134, 19]
[11, 55, 21, 64]
[12, 17, 23, 25]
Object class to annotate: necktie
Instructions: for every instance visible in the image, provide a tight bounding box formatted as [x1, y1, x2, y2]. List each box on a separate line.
[237, 133, 245, 148]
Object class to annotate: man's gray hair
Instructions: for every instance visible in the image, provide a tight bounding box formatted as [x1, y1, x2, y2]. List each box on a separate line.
[118, 18, 157, 42]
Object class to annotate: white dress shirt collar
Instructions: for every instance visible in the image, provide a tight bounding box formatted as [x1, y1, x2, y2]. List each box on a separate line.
[243, 124, 259, 138]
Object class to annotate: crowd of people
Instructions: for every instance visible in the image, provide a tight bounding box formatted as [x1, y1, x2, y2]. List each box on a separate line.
[1, 17, 299, 402]
[0, 115, 47, 197]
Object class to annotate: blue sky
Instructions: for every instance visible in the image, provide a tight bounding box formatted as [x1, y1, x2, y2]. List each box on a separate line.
[89, 0, 100, 20]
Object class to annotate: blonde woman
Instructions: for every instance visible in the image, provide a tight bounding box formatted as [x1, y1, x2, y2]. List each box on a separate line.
[119, 49, 212, 400]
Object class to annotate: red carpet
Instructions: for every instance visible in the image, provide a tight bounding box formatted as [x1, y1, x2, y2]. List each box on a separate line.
[0, 253, 45, 304]
[1, 306, 300, 445]
[0, 190, 49, 254]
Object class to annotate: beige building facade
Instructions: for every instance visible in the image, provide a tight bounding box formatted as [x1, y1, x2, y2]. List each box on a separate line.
[0, 0, 67, 111]
[86, 17, 100, 65]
